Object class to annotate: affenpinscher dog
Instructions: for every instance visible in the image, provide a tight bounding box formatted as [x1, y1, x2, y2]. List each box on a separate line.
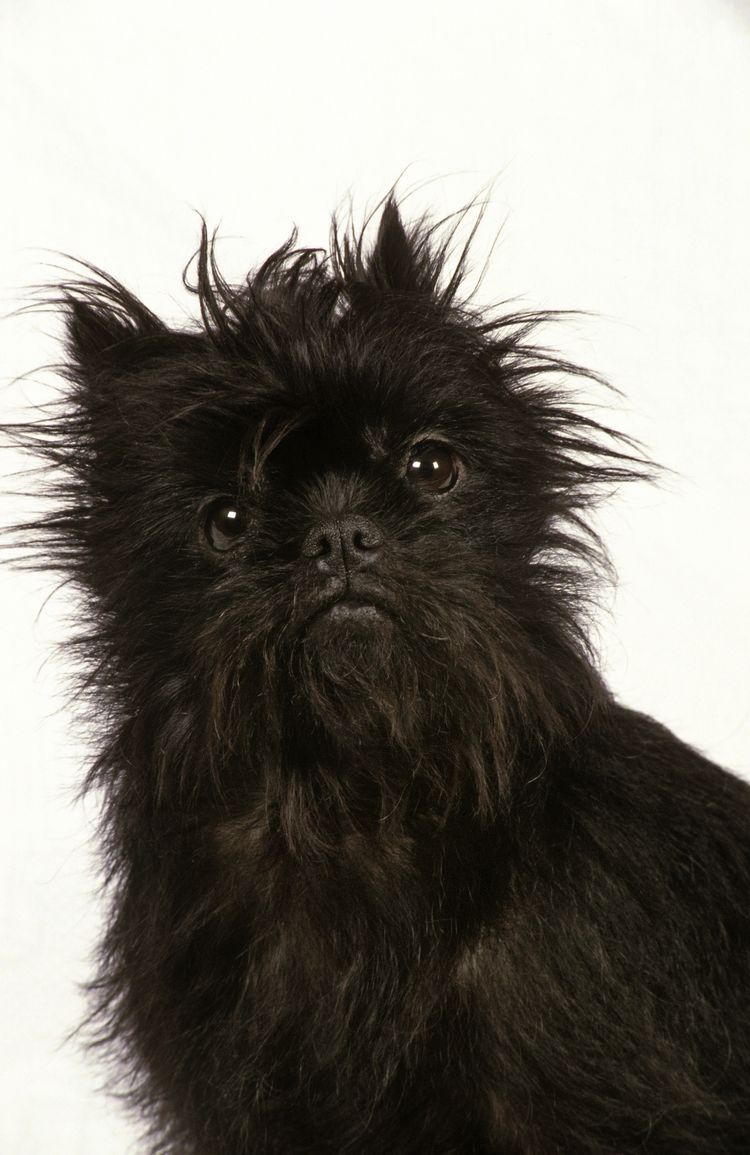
[10, 196, 750, 1153]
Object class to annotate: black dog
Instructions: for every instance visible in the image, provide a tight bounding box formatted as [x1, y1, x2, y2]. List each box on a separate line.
[11, 197, 750, 1152]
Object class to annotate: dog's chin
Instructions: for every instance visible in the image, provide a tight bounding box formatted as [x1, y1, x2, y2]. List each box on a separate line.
[301, 594, 395, 662]
[289, 602, 423, 753]
[302, 601, 396, 677]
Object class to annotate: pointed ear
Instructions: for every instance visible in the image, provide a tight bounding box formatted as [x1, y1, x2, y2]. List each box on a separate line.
[67, 299, 131, 368]
[66, 285, 165, 375]
[366, 199, 436, 295]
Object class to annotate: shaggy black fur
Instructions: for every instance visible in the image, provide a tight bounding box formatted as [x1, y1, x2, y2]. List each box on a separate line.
[7, 196, 750, 1153]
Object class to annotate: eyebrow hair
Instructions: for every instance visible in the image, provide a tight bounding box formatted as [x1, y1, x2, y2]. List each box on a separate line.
[238, 408, 313, 488]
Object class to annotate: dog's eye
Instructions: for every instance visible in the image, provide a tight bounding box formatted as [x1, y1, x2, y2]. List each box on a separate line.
[406, 442, 460, 494]
[204, 500, 246, 551]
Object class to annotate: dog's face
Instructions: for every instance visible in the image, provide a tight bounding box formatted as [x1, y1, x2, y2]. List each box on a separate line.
[30, 200, 636, 835]
[190, 334, 535, 800]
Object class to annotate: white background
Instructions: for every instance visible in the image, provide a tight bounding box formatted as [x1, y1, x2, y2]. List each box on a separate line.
[1, 2, 748, 1152]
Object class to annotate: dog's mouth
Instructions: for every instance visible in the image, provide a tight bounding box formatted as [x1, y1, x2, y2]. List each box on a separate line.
[309, 595, 391, 630]
[322, 599, 384, 621]
[302, 581, 393, 631]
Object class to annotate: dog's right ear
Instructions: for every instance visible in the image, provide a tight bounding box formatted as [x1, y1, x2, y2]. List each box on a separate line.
[68, 298, 132, 371]
[65, 283, 166, 378]
[57, 285, 177, 503]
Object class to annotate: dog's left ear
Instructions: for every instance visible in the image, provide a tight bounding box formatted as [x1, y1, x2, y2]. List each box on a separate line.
[366, 199, 438, 296]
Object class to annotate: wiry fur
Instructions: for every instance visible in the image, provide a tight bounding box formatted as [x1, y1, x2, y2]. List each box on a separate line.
[6, 197, 750, 1153]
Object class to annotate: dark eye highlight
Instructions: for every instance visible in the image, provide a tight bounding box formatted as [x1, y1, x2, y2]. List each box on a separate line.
[405, 442, 461, 494]
[204, 500, 246, 551]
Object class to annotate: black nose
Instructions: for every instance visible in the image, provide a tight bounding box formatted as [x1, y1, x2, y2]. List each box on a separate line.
[301, 516, 383, 577]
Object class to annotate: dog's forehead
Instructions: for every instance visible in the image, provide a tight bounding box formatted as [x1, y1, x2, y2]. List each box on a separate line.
[258, 376, 450, 457]
[298, 355, 488, 437]
[254, 407, 407, 470]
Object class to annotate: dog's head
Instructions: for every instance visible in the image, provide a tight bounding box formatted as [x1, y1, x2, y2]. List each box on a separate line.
[14, 198, 644, 835]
